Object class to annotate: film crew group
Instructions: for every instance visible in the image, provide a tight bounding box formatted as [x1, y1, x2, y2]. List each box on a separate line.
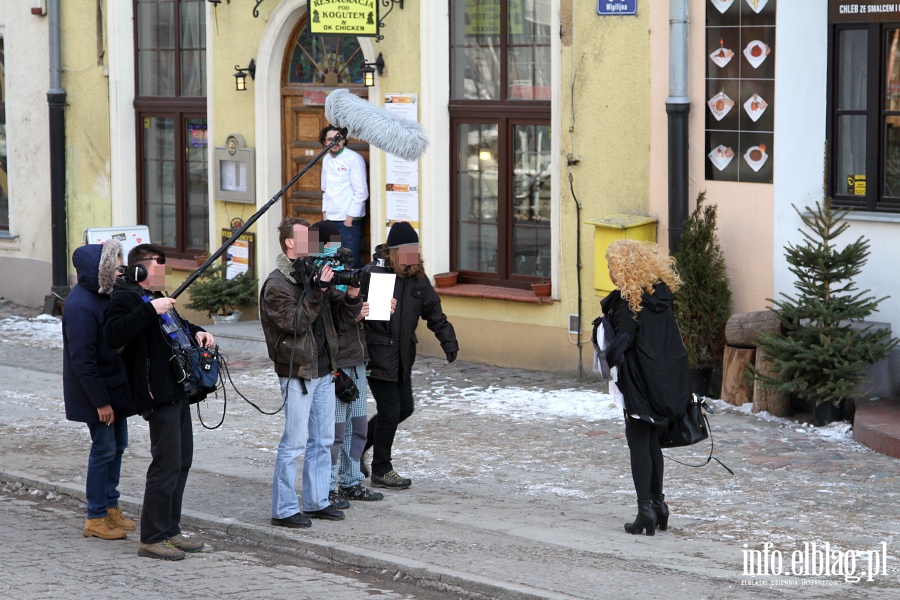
[260, 218, 365, 529]
[105, 244, 215, 560]
[63, 240, 137, 541]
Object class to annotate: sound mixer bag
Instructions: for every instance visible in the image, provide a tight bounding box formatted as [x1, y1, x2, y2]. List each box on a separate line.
[333, 368, 359, 403]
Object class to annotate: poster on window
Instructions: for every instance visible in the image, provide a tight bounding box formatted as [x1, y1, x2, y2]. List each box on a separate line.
[705, 0, 776, 183]
[384, 94, 420, 221]
[221, 230, 254, 280]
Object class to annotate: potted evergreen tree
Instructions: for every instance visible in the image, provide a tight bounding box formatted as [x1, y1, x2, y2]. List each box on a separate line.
[184, 263, 258, 324]
[751, 199, 897, 426]
[674, 191, 733, 397]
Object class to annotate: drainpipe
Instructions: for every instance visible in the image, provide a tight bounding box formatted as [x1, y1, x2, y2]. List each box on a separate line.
[48, 0, 69, 306]
[667, 0, 690, 255]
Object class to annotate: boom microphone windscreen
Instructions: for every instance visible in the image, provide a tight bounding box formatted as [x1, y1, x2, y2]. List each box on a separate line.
[325, 89, 428, 162]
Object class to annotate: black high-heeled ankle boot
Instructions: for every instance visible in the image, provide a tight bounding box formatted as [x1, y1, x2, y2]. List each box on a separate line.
[652, 494, 669, 531]
[623, 500, 657, 536]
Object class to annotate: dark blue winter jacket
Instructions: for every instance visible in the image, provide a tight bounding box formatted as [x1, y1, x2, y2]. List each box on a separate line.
[62, 244, 134, 424]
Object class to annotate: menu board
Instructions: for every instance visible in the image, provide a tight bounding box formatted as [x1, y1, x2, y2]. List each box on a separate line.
[705, 0, 776, 183]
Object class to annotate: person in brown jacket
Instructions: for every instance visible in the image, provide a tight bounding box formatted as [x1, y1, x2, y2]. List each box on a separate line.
[260, 218, 362, 529]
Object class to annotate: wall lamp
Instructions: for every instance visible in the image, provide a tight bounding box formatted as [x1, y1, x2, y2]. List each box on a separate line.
[234, 59, 256, 91]
[360, 53, 385, 87]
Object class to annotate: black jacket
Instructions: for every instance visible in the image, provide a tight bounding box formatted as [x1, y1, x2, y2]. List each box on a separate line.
[601, 282, 690, 425]
[362, 254, 458, 381]
[62, 244, 134, 424]
[104, 278, 206, 414]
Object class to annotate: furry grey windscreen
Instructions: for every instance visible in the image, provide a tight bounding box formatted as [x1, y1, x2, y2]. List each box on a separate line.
[325, 89, 428, 162]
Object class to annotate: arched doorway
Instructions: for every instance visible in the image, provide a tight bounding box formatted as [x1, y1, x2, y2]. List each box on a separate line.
[281, 20, 371, 260]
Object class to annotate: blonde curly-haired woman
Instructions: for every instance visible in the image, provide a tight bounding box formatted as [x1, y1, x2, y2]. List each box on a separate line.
[601, 239, 691, 536]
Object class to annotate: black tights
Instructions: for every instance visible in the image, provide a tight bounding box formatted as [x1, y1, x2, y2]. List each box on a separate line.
[624, 414, 664, 502]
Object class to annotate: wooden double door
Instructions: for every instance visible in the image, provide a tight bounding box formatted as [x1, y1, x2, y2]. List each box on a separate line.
[281, 88, 371, 262]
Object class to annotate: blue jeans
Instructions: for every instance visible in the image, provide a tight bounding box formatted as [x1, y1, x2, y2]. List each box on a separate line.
[85, 419, 128, 519]
[334, 219, 364, 269]
[272, 375, 336, 517]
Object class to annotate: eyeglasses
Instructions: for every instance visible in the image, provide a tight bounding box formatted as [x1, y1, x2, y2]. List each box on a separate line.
[137, 255, 166, 265]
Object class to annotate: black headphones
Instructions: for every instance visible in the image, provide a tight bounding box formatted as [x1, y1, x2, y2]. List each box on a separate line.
[121, 255, 165, 283]
[124, 264, 149, 283]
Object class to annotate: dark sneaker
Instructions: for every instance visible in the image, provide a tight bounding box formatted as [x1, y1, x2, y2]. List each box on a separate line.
[271, 512, 312, 529]
[329, 489, 350, 509]
[167, 533, 205, 553]
[341, 484, 384, 501]
[303, 505, 345, 521]
[371, 470, 411, 489]
[138, 540, 185, 561]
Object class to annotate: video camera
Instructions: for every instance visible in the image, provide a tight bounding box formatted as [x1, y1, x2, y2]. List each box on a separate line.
[292, 247, 363, 288]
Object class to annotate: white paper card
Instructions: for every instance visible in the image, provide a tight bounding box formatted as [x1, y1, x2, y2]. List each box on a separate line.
[366, 273, 396, 321]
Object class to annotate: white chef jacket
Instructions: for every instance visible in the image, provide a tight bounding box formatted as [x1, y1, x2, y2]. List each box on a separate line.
[321, 147, 369, 221]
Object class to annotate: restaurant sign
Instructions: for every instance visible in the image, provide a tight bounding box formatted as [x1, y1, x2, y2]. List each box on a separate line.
[309, 0, 378, 36]
[830, 1, 900, 22]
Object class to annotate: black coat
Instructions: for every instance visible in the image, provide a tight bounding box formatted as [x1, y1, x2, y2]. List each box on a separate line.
[62, 245, 134, 424]
[104, 278, 206, 414]
[601, 282, 690, 425]
[362, 258, 458, 382]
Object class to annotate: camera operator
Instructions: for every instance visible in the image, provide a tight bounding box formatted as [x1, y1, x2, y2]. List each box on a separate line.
[104, 244, 214, 561]
[260, 218, 363, 528]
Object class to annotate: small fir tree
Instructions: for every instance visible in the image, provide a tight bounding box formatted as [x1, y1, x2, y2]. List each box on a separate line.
[184, 263, 258, 318]
[674, 192, 732, 369]
[752, 199, 896, 408]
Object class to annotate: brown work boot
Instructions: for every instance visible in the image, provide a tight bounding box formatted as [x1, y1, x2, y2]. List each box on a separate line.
[138, 540, 186, 561]
[106, 507, 136, 531]
[167, 533, 205, 553]
[83, 517, 126, 540]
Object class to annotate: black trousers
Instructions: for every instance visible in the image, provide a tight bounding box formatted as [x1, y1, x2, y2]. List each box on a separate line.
[624, 414, 664, 503]
[141, 399, 193, 544]
[365, 377, 414, 477]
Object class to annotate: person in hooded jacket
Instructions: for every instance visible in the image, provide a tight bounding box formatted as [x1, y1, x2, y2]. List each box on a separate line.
[63, 240, 137, 541]
[601, 239, 690, 536]
[361, 222, 459, 489]
[104, 243, 215, 560]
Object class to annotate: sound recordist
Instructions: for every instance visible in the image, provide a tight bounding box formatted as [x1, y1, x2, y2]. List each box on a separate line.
[104, 244, 215, 561]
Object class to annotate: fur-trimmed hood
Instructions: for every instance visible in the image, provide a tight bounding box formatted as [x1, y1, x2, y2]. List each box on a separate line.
[98, 239, 123, 295]
[73, 239, 123, 296]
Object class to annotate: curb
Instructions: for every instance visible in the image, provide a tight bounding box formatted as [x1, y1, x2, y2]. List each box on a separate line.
[0, 469, 578, 600]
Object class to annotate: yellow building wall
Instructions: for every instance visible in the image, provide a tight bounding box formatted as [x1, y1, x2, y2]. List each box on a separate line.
[429, 2, 653, 371]
[203, 2, 655, 372]
[62, 0, 113, 273]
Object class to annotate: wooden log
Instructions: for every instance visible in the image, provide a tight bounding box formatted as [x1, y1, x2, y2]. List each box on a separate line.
[721, 345, 755, 406]
[752, 347, 791, 417]
[725, 310, 783, 348]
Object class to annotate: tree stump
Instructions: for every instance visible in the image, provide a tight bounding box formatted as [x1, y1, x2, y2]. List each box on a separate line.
[725, 310, 783, 348]
[753, 347, 791, 417]
[721, 345, 755, 406]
